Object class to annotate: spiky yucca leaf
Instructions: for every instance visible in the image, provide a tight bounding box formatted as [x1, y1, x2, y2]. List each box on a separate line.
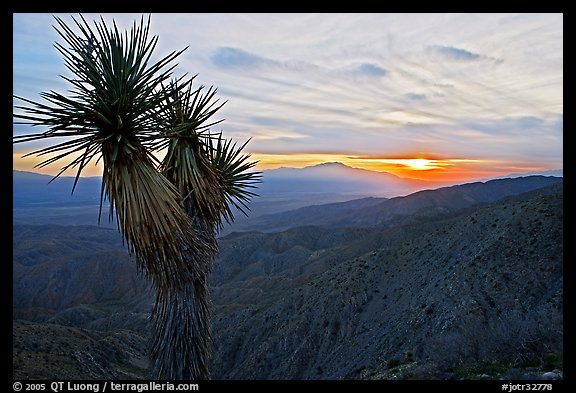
[155, 78, 227, 225]
[14, 15, 187, 178]
[14, 14, 260, 380]
[154, 78, 261, 228]
[209, 135, 261, 226]
[100, 145, 211, 288]
[13, 14, 197, 289]
[161, 136, 224, 226]
[150, 77, 259, 380]
[154, 76, 226, 141]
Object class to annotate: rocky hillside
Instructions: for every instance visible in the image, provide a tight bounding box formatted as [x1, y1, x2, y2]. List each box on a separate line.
[13, 224, 152, 330]
[230, 176, 563, 233]
[13, 320, 149, 380]
[210, 183, 563, 379]
[13, 225, 152, 380]
[12, 180, 563, 380]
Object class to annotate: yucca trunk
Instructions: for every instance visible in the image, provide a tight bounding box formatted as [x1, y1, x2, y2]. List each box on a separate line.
[100, 142, 215, 379]
[150, 199, 218, 380]
[150, 279, 212, 379]
[14, 15, 259, 381]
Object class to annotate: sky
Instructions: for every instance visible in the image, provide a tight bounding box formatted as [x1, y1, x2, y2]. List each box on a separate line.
[12, 13, 563, 183]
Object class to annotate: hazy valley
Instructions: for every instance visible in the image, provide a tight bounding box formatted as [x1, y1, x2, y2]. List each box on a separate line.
[12, 167, 564, 380]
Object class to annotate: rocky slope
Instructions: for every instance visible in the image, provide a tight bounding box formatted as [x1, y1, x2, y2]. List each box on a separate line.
[12, 180, 563, 380]
[229, 176, 562, 233]
[13, 320, 149, 380]
[13, 224, 152, 330]
[210, 183, 563, 379]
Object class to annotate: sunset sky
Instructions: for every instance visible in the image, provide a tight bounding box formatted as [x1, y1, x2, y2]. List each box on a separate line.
[13, 13, 563, 183]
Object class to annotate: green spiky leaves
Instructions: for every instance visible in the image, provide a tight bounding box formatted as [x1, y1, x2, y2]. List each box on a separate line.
[13, 15, 260, 284]
[14, 15, 186, 189]
[209, 135, 260, 225]
[13, 15, 218, 288]
[13, 14, 261, 380]
[155, 78, 261, 229]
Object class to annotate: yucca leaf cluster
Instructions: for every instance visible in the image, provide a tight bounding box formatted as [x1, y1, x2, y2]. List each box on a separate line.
[13, 14, 260, 379]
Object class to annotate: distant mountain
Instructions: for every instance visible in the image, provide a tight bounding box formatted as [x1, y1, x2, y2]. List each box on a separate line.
[259, 162, 442, 198]
[13, 170, 102, 207]
[12, 165, 440, 228]
[13, 171, 113, 227]
[483, 169, 563, 181]
[12, 180, 563, 380]
[229, 175, 563, 233]
[13, 162, 431, 209]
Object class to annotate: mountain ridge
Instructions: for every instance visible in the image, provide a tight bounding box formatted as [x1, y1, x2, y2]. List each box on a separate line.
[12, 179, 563, 380]
[210, 182, 563, 379]
[226, 175, 563, 233]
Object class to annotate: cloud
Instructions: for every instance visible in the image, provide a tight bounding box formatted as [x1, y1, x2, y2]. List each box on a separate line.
[463, 115, 562, 136]
[355, 63, 387, 77]
[251, 129, 310, 141]
[12, 13, 563, 179]
[428, 45, 481, 61]
[552, 114, 563, 133]
[210, 47, 277, 69]
[404, 93, 427, 102]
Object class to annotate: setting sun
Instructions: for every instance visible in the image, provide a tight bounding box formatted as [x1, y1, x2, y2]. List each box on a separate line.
[383, 159, 441, 171]
[14, 148, 552, 186]
[246, 153, 537, 184]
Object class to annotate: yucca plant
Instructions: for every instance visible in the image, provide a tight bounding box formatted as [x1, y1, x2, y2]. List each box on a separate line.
[154, 77, 260, 228]
[150, 77, 260, 379]
[13, 14, 259, 380]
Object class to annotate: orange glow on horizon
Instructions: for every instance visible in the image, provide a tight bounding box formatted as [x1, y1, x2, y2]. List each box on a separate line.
[12, 152, 104, 178]
[249, 153, 552, 184]
[13, 150, 555, 185]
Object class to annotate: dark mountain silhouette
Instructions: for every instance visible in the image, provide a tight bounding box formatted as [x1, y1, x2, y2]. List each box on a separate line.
[258, 162, 440, 197]
[484, 169, 563, 181]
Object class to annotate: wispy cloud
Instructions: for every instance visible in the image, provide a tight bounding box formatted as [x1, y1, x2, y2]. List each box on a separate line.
[404, 93, 427, 102]
[428, 45, 481, 61]
[12, 13, 563, 180]
[211, 47, 277, 69]
[462, 114, 563, 136]
[354, 63, 387, 77]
